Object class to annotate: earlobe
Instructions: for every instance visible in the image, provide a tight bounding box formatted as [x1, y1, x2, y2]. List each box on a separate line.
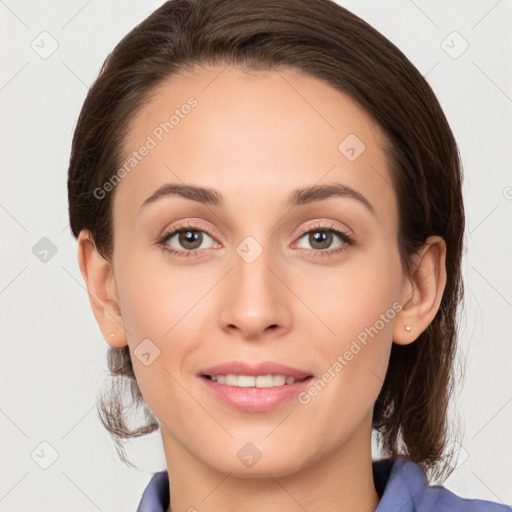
[77, 229, 127, 348]
[393, 235, 447, 345]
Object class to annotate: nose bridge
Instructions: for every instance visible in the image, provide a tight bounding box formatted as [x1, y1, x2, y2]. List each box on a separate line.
[218, 234, 289, 337]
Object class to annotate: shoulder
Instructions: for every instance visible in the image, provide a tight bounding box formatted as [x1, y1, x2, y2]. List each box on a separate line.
[136, 470, 169, 512]
[420, 483, 511, 512]
[374, 457, 511, 512]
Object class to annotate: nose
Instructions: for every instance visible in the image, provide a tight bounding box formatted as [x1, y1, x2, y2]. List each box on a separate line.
[218, 246, 291, 340]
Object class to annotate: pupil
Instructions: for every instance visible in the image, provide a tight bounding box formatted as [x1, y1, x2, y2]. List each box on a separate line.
[180, 230, 201, 249]
[311, 231, 331, 249]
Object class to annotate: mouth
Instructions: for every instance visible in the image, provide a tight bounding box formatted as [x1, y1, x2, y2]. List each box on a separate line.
[198, 361, 314, 412]
[201, 373, 312, 388]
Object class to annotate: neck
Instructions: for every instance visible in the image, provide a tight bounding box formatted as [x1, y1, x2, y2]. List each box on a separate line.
[162, 416, 380, 512]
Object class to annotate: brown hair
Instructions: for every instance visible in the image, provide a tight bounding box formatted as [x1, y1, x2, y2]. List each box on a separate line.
[67, 0, 464, 480]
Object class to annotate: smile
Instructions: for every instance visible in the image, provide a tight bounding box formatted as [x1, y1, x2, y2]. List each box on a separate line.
[204, 374, 309, 387]
[198, 361, 314, 411]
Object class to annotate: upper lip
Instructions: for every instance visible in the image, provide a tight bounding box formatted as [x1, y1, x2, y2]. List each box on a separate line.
[200, 361, 313, 379]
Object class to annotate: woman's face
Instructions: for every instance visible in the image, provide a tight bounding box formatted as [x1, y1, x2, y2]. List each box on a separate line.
[105, 65, 413, 476]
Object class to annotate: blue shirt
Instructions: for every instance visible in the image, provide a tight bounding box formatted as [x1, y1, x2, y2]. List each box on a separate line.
[136, 456, 511, 511]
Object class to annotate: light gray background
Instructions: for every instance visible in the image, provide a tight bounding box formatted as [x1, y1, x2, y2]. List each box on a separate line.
[1, 0, 511, 510]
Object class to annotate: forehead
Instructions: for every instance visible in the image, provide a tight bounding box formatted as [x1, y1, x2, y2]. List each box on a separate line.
[114, 65, 396, 226]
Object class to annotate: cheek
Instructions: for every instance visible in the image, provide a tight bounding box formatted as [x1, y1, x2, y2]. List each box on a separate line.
[296, 246, 402, 405]
[114, 263, 202, 425]
[298, 245, 402, 347]
[295, 273, 397, 447]
[114, 248, 206, 340]
[112, 249, 213, 387]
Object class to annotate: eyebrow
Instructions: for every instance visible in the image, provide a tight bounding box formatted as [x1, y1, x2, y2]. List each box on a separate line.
[139, 182, 375, 216]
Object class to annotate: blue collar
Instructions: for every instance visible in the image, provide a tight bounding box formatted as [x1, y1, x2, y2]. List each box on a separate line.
[136, 456, 510, 512]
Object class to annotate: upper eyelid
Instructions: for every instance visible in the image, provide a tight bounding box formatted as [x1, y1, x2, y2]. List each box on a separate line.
[296, 221, 353, 236]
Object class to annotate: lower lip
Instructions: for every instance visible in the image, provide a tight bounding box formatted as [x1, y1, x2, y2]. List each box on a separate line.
[199, 376, 314, 412]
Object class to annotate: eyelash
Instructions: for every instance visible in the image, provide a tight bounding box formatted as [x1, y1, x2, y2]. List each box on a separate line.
[155, 220, 355, 259]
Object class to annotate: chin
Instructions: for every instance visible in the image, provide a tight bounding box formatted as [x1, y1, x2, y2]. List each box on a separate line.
[199, 441, 315, 479]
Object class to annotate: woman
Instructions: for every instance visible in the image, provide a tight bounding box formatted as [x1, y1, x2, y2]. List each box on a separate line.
[67, 0, 510, 510]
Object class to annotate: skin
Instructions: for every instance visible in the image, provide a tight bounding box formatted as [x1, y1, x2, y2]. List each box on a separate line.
[77, 65, 446, 512]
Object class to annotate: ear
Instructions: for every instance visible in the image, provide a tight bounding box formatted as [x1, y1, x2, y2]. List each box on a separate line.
[77, 229, 127, 348]
[393, 235, 447, 345]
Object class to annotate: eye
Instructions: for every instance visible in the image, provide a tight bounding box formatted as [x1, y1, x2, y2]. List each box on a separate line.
[155, 220, 355, 259]
[156, 221, 218, 257]
[294, 222, 355, 257]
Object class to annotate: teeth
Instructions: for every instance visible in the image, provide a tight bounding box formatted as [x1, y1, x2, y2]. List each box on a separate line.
[208, 374, 298, 387]
[225, 374, 238, 386]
